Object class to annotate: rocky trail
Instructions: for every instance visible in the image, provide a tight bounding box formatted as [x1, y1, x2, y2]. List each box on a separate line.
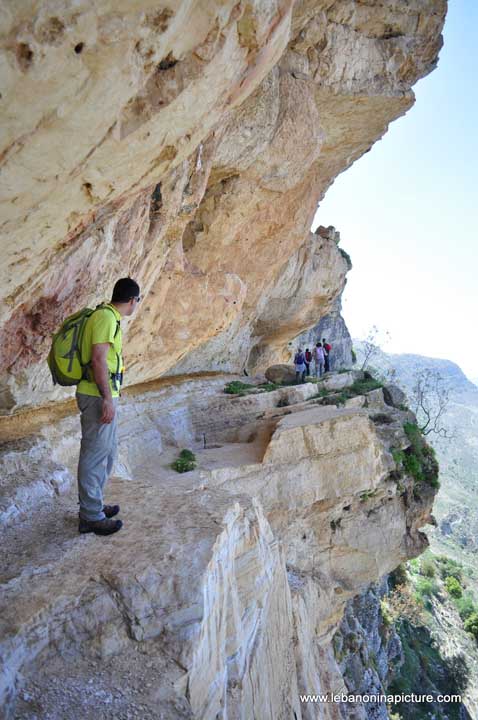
[0, 372, 435, 719]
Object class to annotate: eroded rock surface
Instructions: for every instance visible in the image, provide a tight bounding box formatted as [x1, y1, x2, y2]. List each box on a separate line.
[333, 580, 403, 720]
[0, 374, 436, 719]
[0, 0, 446, 411]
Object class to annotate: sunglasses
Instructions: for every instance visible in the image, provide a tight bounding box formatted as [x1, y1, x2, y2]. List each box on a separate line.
[131, 295, 141, 303]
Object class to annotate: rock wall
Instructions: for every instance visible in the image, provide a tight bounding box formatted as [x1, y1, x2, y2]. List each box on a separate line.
[0, 0, 446, 412]
[290, 226, 354, 371]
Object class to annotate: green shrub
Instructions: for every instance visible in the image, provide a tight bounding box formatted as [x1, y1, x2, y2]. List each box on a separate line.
[414, 577, 439, 600]
[399, 422, 440, 488]
[464, 611, 478, 640]
[420, 558, 436, 578]
[359, 489, 377, 502]
[225, 380, 289, 395]
[179, 449, 195, 461]
[349, 377, 383, 395]
[391, 448, 405, 466]
[403, 421, 422, 450]
[445, 576, 463, 598]
[380, 599, 393, 627]
[403, 452, 423, 482]
[456, 594, 477, 622]
[315, 376, 383, 406]
[437, 556, 463, 583]
[258, 382, 280, 392]
[421, 445, 440, 487]
[171, 457, 196, 472]
[351, 348, 357, 364]
[224, 380, 255, 395]
[171, 448, 197, 473]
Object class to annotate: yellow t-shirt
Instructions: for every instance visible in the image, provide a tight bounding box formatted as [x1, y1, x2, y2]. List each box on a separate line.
[77, 304, 123, 398]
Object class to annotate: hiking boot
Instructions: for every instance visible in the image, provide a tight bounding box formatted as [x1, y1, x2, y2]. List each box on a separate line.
[78, 505, 120, 521]
[78, 517, 123, 535]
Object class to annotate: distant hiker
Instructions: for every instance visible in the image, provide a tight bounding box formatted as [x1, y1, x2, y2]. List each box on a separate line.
[322, 338, 332, 372]
[294, 348, 306, 384]
[76, 278, 141, 535]
[304, 348, 312, 376]
[315, 342, 325, 377]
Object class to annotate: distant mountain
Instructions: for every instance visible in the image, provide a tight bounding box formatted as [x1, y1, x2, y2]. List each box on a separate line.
[353, 344, 476, 394]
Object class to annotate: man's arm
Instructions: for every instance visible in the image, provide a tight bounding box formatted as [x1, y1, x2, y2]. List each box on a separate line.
[91, 343, 115, 423]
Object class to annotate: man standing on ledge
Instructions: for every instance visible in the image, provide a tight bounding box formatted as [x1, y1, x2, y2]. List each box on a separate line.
[77, 278, 140, 536]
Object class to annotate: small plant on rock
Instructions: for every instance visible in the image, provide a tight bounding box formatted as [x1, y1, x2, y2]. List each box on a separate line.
[413, 577, 439, 610]
[359, 489, 377, 502]
[455, 593, 477, 622]
[392, 422, 440, 488]
[224, 380, 255, 395]
[380, 598, 393, 627]
[436, 556, 463, 583]
[420, 557, 436, 579]
[171, 448, 197, 473]
[464, 612, 478, 641]
[258, 382, 280, 392]
[391, 448, 405, 467]
[445, 576, 463, 599]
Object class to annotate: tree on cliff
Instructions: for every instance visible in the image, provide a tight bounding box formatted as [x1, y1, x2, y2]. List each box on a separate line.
[410, 368, 455, 438]
[360, 326, 392, 373]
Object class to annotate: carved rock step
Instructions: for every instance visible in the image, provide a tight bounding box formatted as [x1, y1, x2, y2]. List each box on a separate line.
[0, 373, 361, 530]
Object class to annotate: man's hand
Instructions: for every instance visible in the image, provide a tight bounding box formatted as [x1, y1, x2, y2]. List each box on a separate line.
[100, 398, 115, 424]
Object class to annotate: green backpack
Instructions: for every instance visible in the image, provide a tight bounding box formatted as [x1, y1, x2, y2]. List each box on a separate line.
[47, 305, 119, 386]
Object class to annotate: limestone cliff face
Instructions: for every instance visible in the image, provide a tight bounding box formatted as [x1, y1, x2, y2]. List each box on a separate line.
[333, 580, 403, 720]
[297, 309, 353, 371]
[0, 373, 436, 718]
[0, 0, 446, 412]
[292, 229, 353, 371]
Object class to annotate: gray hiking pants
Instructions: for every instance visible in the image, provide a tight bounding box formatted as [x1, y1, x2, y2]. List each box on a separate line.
[76, 394, 118, 521]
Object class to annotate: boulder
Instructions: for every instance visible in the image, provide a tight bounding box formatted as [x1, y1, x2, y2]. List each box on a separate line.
[265, 364, 296, 385]
[383, 384, 408, 409]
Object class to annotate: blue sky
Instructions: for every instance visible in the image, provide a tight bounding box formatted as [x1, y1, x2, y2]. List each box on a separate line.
[313, 0, 477, 379]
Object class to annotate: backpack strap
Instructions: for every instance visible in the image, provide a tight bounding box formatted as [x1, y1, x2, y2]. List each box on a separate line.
[99, 304, 122, 389]
[96, 304, 121, 338]
[81, 305, 121, 383]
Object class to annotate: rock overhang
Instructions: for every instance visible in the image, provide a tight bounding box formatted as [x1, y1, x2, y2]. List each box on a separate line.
[0, 0, 447, 412]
